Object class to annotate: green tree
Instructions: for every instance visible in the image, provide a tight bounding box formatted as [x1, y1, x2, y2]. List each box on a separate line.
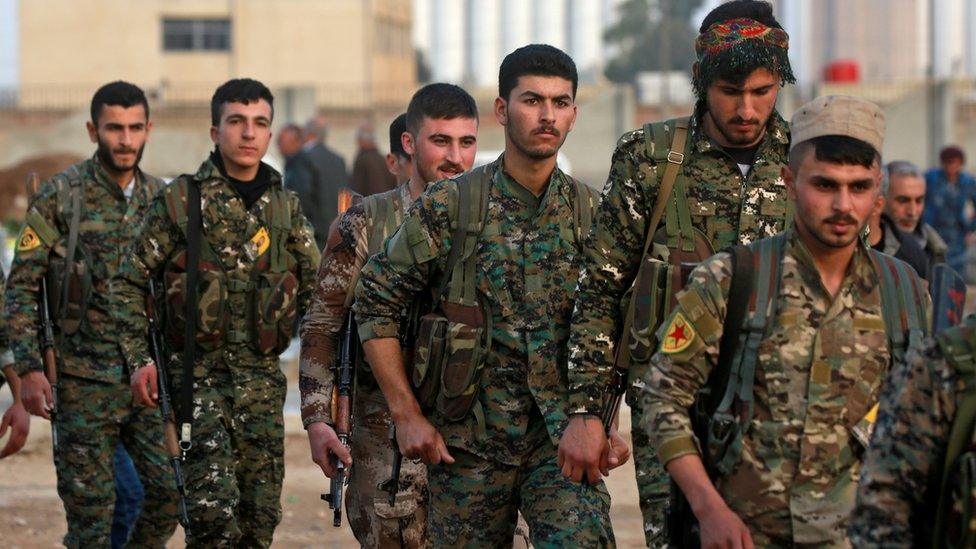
[604, 0, 703, 84]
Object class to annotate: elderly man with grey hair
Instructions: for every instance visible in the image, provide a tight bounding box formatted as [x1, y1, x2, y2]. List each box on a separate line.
[885, 160, 948, 271]
[865, 160, 934, 278]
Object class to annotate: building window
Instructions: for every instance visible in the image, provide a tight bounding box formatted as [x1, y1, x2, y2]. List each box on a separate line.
[163, 18, 231, 51]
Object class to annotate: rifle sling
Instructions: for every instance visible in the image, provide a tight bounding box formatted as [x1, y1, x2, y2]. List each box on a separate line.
[615, 118, 689, 372]
[179, 180, 202, 447]
[60, 180, 83, 335]
[707, 245, 755, 416]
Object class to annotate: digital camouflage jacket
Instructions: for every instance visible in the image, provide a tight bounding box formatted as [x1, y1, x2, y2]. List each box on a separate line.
[112, 157, 319, 372]
[354, 162, 598, 466]
[567, 110, 791, 415]
[6, 155, 163, 382]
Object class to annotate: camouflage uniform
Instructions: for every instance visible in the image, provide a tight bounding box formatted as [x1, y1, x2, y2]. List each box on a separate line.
[848, 333, 962, 546]
[567, 110, 791, 543]
[113, 157, 319, 547]
[5, 155, 178, 548]
[300, 183, 429, 547]
[354, 161, 615, 547]
[642, 229, 924, 545]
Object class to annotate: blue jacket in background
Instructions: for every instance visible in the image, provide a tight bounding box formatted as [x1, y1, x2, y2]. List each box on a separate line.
[923, 168, 976, 273]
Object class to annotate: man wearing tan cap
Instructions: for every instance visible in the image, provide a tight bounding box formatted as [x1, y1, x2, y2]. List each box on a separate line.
[640, 95, 930, 547]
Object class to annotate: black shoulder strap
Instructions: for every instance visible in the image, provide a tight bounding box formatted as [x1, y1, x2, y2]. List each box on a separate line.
[59, 171, 84, 333]
[178, 179, 202, 451]
[705, 244, 755, 415]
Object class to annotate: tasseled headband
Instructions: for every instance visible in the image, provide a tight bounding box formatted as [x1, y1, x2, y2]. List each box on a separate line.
[693, 18, 796, 98]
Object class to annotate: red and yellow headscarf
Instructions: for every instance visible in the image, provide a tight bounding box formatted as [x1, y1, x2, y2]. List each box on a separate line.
[693, 18, 795, 98]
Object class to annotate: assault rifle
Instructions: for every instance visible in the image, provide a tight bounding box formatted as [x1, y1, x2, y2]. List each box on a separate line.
[378, 295, 427, 506]
[147, 280, 191, 530]
[323, 310, 356, 527]
[26, 173, 61, 454]
[38, 277, 59, 453]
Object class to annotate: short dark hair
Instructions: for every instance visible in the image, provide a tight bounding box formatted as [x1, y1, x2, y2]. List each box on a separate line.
[90, 81, 149, 124]
[405, 83, 478, 136]
[940, 145, 965, 164]
[695, 1, 791, 97]
[210, 78, 274, 126]
[498, 44, 578, 101]
[789, 135, 880, 172]
[389, 112, 409, 159]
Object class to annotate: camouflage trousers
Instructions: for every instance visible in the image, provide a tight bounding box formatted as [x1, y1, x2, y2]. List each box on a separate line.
[629, 375, 670, 547]
[346, 388, 428, 548]
[427, 441, 615, 548]
[172, 361, 286, 548]
[56, 373, 178, 548]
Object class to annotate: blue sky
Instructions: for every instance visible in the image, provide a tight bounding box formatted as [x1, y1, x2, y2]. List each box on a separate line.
[0, 0, 17, 88]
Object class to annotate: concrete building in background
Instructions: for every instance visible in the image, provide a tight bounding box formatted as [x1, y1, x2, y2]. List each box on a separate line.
[15, 0, 415, 110]
[415, 0, 625, 86]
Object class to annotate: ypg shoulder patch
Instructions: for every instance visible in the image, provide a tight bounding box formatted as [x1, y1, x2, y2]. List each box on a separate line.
[251, 226, 270, 256]
[661, 311, 696, 354]
[17, 226, 42, 252]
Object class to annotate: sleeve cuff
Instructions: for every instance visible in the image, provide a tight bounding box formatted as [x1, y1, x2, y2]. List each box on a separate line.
[357, 318, 399, 343]
[657, 435, 701, 465]
[0, 350, 14, 368]
[568, 391, 604, 417]
[302, 413, 334, 429]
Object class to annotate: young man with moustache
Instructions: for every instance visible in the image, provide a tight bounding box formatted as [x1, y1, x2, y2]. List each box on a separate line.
[118, 78, 320, 547]
[353, 45, 626, 546]
[5, 81, 178, 547]
[563, 2, 796, 543]
[299, 84, 478, 548]
[644, 96, 928, 546]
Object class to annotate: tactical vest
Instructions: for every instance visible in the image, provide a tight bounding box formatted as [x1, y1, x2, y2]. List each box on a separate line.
[621, 118, 794, 390]
[364, 188, 406, 257]
[698, 233, 929, 476]
[26, 164, 163, 337]
[162, 178, 299, 356]
[932, 316, 976, 548]
[410, 160, 597, 435]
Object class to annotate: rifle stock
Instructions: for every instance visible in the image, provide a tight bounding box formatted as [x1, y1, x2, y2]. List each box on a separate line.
[147, 280, 191, 530]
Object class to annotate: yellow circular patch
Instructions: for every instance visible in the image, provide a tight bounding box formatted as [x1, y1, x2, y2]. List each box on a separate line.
[661, 311, 696, 354]
[17, 226, 41, 251]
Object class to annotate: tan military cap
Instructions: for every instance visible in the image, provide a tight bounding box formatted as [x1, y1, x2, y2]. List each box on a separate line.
[790, 95, 885, 153]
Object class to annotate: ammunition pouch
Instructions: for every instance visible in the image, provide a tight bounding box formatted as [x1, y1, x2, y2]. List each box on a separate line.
[410, 313, 448, 410]
[627, 226, 714, 366]
[248, 269, 299, 356]
[163, 250, 229, 352]
[47, 240, 92, 337]
[410, 300, 491, 425]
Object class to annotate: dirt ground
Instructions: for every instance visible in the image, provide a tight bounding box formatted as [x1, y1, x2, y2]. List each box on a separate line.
[0, 400, 646, 548]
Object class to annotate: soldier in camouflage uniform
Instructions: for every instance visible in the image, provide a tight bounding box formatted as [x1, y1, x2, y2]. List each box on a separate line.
[642, 96, 931, 546]
[300, 84, 479, 547]
[849, 319, 972, 547]
[562, 2, 796, 544]
[354, 45, 625, 546]
[6, 81, 178, 547]
[120, 79, 319, 547]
